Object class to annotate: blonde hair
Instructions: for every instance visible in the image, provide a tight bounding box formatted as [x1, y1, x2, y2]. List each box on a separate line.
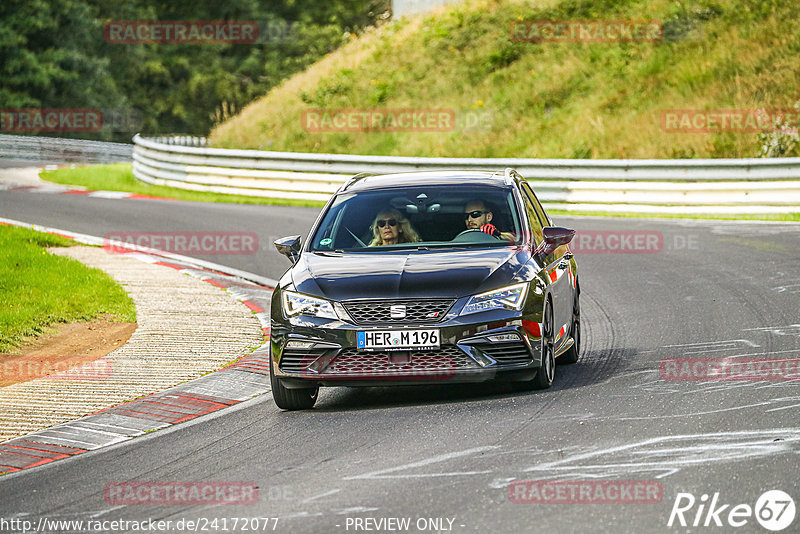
[369, 208, 421, 246]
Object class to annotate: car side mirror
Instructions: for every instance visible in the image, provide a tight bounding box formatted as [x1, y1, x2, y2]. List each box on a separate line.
[275, 235, 302, 263]
[535, 226, 575, 256]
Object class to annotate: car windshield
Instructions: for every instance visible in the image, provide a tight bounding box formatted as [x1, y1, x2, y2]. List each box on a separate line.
[309, 185, 523, 252]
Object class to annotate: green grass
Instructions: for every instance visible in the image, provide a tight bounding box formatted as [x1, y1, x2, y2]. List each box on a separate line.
[40, 164, 326, 207]
[0, 225, 136, 354]
[210, 0, 800, 159]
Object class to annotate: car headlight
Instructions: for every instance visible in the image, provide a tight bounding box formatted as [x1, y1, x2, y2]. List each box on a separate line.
[282, 290, 338, 320]
[460, 283, 529, 316]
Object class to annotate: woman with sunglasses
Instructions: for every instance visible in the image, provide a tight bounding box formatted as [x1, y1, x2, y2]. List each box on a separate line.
[368, 208, 421, 246]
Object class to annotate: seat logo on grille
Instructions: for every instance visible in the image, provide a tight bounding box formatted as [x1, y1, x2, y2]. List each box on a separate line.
[390, 305, 407, 319]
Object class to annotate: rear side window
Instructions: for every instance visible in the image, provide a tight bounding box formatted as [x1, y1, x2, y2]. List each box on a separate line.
[521, 182, 550, 227]
[519, 183, 544, 245]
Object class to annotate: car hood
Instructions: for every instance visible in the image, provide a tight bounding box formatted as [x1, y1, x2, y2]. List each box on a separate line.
[291, 248, 531, 300]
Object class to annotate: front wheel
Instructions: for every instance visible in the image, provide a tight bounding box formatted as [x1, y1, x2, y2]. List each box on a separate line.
[270, 363, 318, 410]
[532, 300, 556, 389]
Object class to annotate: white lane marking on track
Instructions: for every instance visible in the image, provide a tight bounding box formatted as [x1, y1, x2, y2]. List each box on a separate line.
[745, 324, 800, 336]
[618, 375, 799, 397]
[87, 191, 131, 199]
[489, 477, 518, 489]
[278, 511, 324, 519]
[334, 507, 380, 514]
[89, 506, 126, 518]
[342, 446, 498, 480]
[766, 397, 800, 413]
[598, 400, 776, 420]
[28, 186, 73, 193]
[772, 283, 800, 294]
[353, 471, 495, 479]
[522, 429, 800, 480]
[122, 252, 160, 263]
[713, 349, 800, 359]
[302, 489, 342, 503]
[663, 339, 760, 353]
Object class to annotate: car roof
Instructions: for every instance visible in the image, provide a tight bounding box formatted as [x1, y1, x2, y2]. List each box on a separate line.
[342, 170, 512, 192]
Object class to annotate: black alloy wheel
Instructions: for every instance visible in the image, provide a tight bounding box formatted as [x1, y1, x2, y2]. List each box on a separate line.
[532, 299, 556, 389]
[270, 360, 319, 410]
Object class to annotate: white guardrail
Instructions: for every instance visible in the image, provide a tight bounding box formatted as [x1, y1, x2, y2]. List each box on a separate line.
[129, 134, 798, 214]
[0, 134, 133, 164]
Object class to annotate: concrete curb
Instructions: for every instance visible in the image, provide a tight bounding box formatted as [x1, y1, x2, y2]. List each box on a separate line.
[0, 220, 276, 475]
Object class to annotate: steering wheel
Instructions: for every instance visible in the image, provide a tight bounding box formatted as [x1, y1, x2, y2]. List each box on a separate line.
[452, 228, 499, 243]
[455, 228, 484, 238]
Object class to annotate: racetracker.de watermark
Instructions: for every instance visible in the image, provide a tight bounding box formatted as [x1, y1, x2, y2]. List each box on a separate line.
[571, 230, 663, 254]
[660, 358, 800, 382]
[510, 20, 662, 43]
[104, 481, 258, 505]
[0, 517, 278, 533]
[301, 109, 457, 133]
[104, 21, 259, 44]
[508, 480, 663, 504]
[567, 230, 699, 254]
[0, 359, 112, 383]
[2, 109, 99, 133]
[103, 232, 259, 255]
[661, 109, 800, 133]
[1, 108, 142, 133]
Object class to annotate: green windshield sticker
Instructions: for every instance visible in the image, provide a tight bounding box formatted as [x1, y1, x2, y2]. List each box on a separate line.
[320, 238, 332, 246]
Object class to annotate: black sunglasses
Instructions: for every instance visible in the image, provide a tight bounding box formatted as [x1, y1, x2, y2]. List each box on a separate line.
[377, 218, 398, 228]
[463, 210, 488, 220]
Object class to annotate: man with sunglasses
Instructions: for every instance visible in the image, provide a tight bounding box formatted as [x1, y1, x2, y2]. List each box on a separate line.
[463, 200, 514, 241]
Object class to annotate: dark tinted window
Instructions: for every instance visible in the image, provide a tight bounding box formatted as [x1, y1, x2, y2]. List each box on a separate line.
[310, 185, 523, 251]
[521, 183, 548, 245]
[526, 184, 552, 226]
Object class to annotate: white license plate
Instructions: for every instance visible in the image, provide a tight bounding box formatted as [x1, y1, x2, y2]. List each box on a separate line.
[357, 329, 440, 351]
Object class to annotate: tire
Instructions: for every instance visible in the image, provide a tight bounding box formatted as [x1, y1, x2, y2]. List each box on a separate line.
[532, 299, 556, 389]
[560, 283, 581, 365]
[270, 362, 318, 410]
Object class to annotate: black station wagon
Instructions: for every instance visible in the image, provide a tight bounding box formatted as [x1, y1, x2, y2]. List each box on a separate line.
[269, 169, 580, 410]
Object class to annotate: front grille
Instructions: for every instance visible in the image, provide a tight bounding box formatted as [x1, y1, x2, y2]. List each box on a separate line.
[474, 341, 533, 365]
[323, 345, 476, 377]
[279, 348, 329, 373]
[343, 299, 455, 325]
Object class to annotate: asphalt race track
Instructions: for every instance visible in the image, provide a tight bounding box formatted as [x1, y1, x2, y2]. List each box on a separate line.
[2, 176, 800, 533]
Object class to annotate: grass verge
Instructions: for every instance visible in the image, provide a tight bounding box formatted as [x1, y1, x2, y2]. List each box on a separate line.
[40, 164, 327, 207]
[0, 225, 136, 354]
[210, 0, 800, 159]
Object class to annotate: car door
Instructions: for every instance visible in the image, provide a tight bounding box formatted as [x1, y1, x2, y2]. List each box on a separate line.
[521, 182, 572, 351]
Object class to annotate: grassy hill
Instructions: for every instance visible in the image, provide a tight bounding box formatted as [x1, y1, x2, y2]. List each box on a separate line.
[209, 0, 800, 159]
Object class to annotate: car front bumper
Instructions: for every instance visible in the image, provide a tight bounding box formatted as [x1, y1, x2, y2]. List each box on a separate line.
[270, 307, 544, 388]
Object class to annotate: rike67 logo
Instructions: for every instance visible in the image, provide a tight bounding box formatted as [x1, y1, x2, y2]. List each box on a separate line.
[668, 490, 795, 531]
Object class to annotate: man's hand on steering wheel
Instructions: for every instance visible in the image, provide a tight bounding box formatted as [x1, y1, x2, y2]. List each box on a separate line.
[480, 223, 500, 238]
